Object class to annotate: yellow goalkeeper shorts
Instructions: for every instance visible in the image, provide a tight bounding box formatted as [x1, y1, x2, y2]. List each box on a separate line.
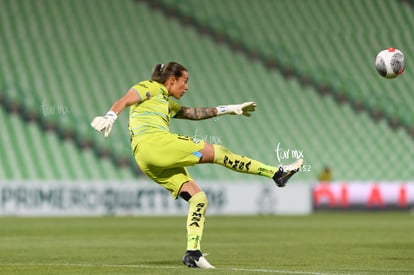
[131, 133, 205, 198]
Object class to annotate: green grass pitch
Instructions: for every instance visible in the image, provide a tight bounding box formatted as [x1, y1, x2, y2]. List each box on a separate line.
[0, 213, 413, 274]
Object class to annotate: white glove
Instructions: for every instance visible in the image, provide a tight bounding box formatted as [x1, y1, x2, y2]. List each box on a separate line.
[216, 101, 256, 117]
[90, 111, 117, 138]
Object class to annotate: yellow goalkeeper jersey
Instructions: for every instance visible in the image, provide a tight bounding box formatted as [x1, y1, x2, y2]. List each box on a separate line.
[128, 80, 181, 139]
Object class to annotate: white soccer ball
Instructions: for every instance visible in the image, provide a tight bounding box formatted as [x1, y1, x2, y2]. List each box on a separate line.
[375, 48, 405, 79]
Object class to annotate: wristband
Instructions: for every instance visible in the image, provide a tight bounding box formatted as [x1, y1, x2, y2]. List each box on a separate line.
[105, 110, 118, 120]
[216, 105, 230, 116]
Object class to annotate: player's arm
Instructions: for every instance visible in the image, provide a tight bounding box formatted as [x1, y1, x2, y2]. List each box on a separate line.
[174, 102, 256, 120]
[90, 88, 141, 138]
[109, 88, 141, 115]
[174, 106, 217, 120]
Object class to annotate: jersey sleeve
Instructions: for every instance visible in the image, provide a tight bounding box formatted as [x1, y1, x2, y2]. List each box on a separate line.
[131, 81, 157, 103]
[169, 100, 181, 117]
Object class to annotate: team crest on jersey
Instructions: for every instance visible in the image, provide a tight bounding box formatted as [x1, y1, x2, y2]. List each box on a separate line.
[145, 91, 151, 99]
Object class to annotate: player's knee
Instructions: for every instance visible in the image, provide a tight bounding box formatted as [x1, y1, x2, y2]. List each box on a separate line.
[198, 143, 215, 163]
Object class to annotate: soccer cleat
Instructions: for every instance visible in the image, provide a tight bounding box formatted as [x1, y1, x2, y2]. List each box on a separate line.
[182, 250, 215, 269]
[273, 158, 304, 187]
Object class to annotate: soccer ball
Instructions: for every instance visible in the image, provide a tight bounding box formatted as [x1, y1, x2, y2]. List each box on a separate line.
[375, 48, 405, 79]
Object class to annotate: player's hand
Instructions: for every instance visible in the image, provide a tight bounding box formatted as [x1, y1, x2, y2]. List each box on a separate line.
[216, 102, 256, 117]
[90, 111, 117, 138]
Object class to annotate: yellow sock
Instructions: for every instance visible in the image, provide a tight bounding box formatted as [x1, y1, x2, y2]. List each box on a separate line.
[213, 144, 276, 178]
[186, 192, 208, 251]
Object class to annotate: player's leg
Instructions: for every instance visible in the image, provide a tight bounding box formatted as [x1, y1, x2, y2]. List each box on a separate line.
[134, 149, 214, 268]
[178, 181, 204, 252]
[131, 135, 214, 268]
[198, 143, 303, 187]
[179, 181, 215, 269]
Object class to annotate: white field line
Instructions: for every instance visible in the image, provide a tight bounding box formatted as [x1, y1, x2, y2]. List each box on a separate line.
[0, 262, 356, 275]
[229, 267, 354, 275]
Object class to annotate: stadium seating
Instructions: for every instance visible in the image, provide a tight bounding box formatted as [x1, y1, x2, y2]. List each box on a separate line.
[1, 0, 413, 182]
[159, 0, 414, 127]
[0, 106, 135, 179]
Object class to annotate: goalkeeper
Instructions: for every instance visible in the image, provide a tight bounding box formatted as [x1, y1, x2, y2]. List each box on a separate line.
[91, 62, 303, 269]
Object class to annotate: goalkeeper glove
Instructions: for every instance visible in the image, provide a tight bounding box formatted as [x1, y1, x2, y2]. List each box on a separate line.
[90, 110, 117, 138]
[216, 101, 256, 117]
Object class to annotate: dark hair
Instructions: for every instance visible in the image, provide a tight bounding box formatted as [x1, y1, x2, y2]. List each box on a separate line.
[151, 62, 187, 84]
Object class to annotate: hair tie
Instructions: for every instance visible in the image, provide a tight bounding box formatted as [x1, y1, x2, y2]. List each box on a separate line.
[160, 64, 165, 72]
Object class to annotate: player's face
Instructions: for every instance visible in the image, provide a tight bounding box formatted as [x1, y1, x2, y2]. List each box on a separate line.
[169, 71, 189, 99]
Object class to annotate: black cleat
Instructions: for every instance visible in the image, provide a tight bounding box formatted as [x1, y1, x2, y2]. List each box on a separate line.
[273, 159, 303, 187]
[182, 250, 215, 269]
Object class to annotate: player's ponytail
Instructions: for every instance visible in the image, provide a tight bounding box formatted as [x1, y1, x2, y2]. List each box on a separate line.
[151, 62, 187, 84]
